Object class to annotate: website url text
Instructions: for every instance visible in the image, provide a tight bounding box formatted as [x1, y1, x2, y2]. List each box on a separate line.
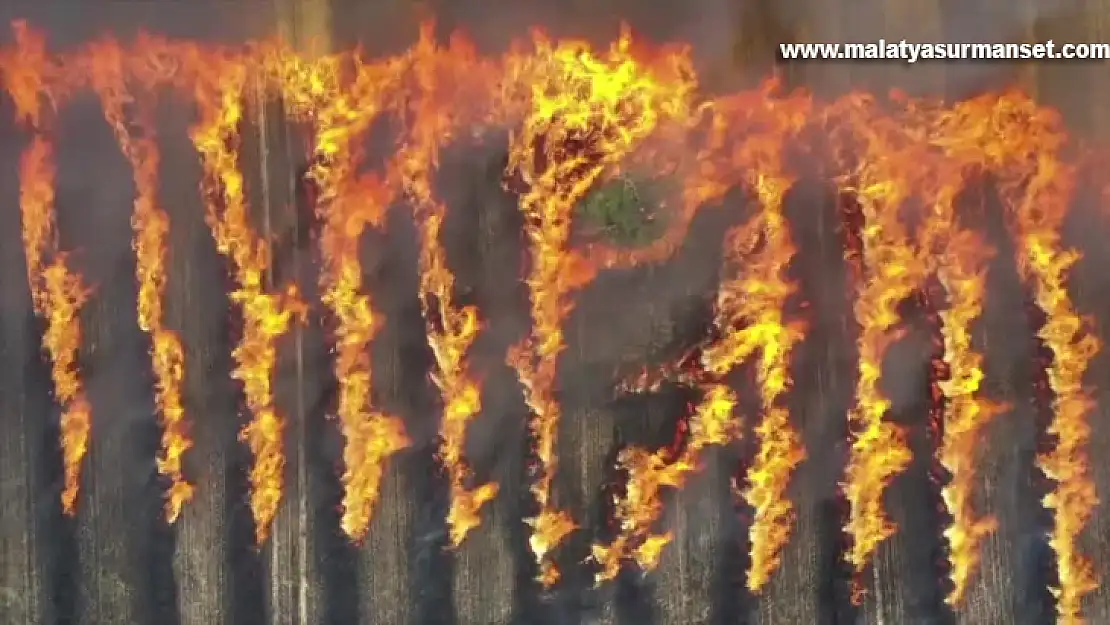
[779, 40, 1110, 63]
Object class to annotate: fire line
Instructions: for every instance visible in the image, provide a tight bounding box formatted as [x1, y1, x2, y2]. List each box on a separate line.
[0, 22, 1103, 619]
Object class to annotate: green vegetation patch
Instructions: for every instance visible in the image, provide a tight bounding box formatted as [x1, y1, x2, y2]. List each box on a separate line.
[575, 173, 675, 247]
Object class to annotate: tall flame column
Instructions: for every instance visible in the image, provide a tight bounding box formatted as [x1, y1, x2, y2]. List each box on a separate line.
[0, 109, 54, 625]
[260, 0, 328, 622]
[446, 148, 520, 625]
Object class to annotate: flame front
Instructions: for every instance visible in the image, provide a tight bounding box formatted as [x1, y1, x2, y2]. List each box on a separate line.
[936, 93, 1100, 623]
[184, 50, 303, 544]
[591, 383, 738, 583]
[934, 228, 1002, 603]
[829, 96, 930, 595]
[904, 106, 1007, 605]
[313, 166, 408, 542]
[504, 30, 694, 585]
[593, 88, 811, 583]
[3, 22, 93, 517]
[286, 48, 413, 542]
[86, 40, 194, 523]
[1, 22, 1107, 615]
[398, 28, 499, 547]
[700, 91, 809, 593]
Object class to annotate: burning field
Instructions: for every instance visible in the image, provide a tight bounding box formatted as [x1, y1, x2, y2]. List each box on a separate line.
[1, 11, 1110, 625]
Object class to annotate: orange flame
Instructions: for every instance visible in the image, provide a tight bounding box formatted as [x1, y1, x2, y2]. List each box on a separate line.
[893, 100, 1009, 605]
[935, 92, 1100, 623]
[40, 256, 93, 517]
[505, 26, 696, 586]
[591, 384, 738, 583]
[3, 21, 93, 517]
[828, 95, 930, 595]
[289, 48, 413, 541]
[698, 90, 810, 593]
[933, 228, 1004, 604]
[184, 49, 304, 544]
[592, 94, 810, 581]
[316, 170, 409, 542]
[0, 23, 1105, 612]
[397, 27, 500, 547]
[86, 39, 195, 523]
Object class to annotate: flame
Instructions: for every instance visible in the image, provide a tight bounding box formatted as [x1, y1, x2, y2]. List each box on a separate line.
[396, 27, 500, 547]
[591, 384, 738, 583]
[886, 100, 1009, 606]
[593, 90, 811, 581]
[85, 39, 195, 523]
[504, 27, 695, 585]
[40, 257, 93, 517]
[2, 21, 54, 312]
[586, 78, 793, 271]
[16, 136, 53, 310]
[934, 93, 1100, 623]
[828, 95, 930, 595]
[315, 169, 408, 542]
[595, 86, 811, 589]
[933, 228, 1003, 604]
[1, 22, 1107, 611]
[710, 181, 806, 595]
[698, 91, 810, 593]
[286, 48, 413, 542]
[184, 48, 305, 544]
[3, 22, 93, 517]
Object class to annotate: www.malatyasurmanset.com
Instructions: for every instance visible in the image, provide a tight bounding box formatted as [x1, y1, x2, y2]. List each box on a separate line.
[779, 40, 1110, 63]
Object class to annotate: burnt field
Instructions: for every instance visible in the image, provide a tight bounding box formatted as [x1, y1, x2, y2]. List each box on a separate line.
[3, 2, 1110, 625]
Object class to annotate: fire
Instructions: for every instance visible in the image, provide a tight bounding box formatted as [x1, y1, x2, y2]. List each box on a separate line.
[591, 384, 738, 583]
[313, 168, 409, 542]
[698, 89, 810, 593]
[504, 28, 696, 585]
[3, 21, 93, 517]
[40, 258, 93, 516]
[183, 47, 305, 544]
[934, 228, 1002, 604]
[894, 98, 1009, 606]
[283, 46, 412, 542]
[0, 21, 1106, 617]
[934, 92, 1100, 624]
[594, 87, 812, 583]
[827, 94, 932, 596]
[85, 39, 195, 523]
[397, 27, 499, 547]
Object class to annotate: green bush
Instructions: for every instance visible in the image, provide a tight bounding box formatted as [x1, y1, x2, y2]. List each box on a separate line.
[575, 174, 673, 247]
